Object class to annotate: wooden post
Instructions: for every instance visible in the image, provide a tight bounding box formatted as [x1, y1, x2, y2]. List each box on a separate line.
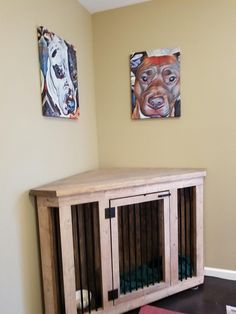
[163, 195, 171, 285]
[37, 197, 59, 314]
[58, 200, 77, 314]
[169, 189, 179, 285]
[195, 184, 204, 278]
[98, 199, 113, 310]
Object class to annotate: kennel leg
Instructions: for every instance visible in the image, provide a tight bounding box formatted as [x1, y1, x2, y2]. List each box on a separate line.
[37, 199, 59, 314]
[59, 202, 77, 314]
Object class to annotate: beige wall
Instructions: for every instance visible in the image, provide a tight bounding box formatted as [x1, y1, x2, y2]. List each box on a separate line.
[93, 0, 236, 271]
[0, 0, 98, 313]
[1, 0, 236, 313]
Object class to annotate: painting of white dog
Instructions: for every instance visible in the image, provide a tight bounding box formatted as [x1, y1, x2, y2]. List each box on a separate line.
[38, 26, 79, 119]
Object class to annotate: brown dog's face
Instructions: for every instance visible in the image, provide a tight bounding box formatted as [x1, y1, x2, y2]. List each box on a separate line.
[134, 55, 180, 118]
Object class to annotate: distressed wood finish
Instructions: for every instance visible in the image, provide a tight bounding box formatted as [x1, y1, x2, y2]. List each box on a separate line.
[98, 198, 113, 310]
[30, 168, 206, 197]
[31, 168, 206, 314]
[37, 198, 59, 314]
[58, 201, 77, 314]
[169, 189, 179, 285]
[195, 184, 204, 277]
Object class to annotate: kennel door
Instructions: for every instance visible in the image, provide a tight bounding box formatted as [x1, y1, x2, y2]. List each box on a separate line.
[108, 191, 171, 305]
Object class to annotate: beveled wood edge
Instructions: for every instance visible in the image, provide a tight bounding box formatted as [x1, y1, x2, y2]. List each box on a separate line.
[29, 190, 57, 198]
[30, 169, 206, 198]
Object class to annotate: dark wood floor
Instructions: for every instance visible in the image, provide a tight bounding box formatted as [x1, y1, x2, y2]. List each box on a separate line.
[126, 276, 236, 314]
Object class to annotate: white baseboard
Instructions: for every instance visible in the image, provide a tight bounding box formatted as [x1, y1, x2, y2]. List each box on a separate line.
[204, 267, 236, 281]
[226, 305, 236, 314]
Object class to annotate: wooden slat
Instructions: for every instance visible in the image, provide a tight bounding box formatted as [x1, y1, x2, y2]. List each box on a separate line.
[58, 201, 77, 314]
[195, 184, 204, 277]
[98, 199, 113, 310]
[169, 189, 178, 285]
[162, 196, 170, 285]
[37, 198, 59, 314]
[110, 207, 120, 304]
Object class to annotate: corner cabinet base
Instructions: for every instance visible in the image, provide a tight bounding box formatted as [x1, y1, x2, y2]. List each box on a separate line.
[30, 168, 206, 314]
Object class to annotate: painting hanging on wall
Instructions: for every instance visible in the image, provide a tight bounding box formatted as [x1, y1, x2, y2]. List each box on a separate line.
[130, 48, 180, 119]
[37, 26, 80, 119]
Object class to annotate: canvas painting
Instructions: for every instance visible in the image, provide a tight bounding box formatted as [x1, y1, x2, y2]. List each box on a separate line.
[130, 48, 180, 119]
[37, 26, 79, 119]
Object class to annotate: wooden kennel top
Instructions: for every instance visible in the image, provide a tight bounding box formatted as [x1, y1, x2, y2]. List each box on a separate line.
[30, 168, 206, 198]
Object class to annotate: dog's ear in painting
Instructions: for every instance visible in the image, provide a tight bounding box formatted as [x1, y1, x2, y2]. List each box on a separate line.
[130, 51, 148, 75]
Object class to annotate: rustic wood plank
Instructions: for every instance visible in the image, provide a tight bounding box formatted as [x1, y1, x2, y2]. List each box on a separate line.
[98, 199, 113, 311]
[30, 168, 206, 197]
[110, 207, 120, 305]
[169, 189, 179, 285]
[58, 201, 77, 314]
[163, 196, 171, 285]
[37, 198, 59, 314]
[195, 184, 204, 277]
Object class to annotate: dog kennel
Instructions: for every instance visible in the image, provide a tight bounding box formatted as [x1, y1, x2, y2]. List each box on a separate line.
[31, 168, 205, 314]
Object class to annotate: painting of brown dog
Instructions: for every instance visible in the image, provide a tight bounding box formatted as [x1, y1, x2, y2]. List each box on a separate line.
[130, 48, 180, 119]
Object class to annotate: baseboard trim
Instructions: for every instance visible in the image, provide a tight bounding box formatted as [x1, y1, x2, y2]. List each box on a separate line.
[204, 267, 236, 281]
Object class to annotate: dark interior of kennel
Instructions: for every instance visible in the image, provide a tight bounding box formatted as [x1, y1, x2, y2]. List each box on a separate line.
[178, 186, 196, 280]
[117, 186, 197, 294]
[51, 202, 103, 314]
[118, 199, 165, 294]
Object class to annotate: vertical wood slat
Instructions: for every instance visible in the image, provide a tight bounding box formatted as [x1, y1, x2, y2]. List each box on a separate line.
[120, 206, 126, 294]
[133, 204, 138, 290]
[179, 189, 184, 280]
[111, 205, 120, 305]
[195, 184, 204, 277]
[189, 188, 193, 277]
[51, 208, 65, 312]
[155, 201, 160, 283]
[37, 198, 59, 314]
[128, 205, 132, 292]
[90, 203, 99, 311]
[162, 196, 170, 285]
[83, 204, 92, 313]
[73, 205, 85, 312]
[58, 201, 77, 314]
[184, 189, 188, 279]
[169, 189, 178, 285]
[144, 202, 149, 287]
[98, 199, 113, 310]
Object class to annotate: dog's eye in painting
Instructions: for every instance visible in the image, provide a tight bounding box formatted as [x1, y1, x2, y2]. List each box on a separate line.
[140, 68, 155, 84]
[169, 75, 176, 83]
[51, 49, 57, 58]
[162, 68, 178, 85]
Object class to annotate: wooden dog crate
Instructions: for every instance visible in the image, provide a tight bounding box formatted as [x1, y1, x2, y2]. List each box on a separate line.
[30, 168, 206, 314]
